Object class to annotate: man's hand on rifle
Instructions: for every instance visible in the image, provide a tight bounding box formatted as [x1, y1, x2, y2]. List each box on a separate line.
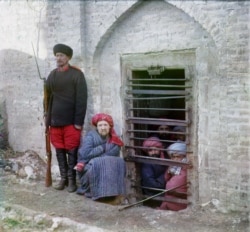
[43, 113, 48, 127]
[74, 124, 82, 130]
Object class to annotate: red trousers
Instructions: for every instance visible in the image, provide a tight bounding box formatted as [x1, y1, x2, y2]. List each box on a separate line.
[50, 125, 82, 150]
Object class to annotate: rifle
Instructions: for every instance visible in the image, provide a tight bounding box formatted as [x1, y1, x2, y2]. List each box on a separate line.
[32, 43, 52, 187]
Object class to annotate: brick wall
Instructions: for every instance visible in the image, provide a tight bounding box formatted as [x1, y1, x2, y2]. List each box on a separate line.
[0, 0, 249, 212]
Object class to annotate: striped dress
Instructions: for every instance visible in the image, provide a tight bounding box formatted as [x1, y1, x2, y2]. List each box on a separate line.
[77, 130, 126, 200]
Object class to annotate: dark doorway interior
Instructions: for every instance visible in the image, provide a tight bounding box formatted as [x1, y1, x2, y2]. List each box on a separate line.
[126, 68, 187, 155]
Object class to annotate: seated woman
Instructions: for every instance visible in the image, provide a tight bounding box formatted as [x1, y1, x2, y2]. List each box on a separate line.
[141, 137, 167, 196]
[75, 113, 126, 203]
[158, 142, 188, 211]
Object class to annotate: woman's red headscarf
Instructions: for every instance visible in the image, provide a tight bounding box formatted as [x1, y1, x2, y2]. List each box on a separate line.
[91, 113, 124, 146]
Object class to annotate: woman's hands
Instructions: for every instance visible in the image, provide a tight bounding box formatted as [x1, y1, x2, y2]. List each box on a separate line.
[74, 162, 85, 172]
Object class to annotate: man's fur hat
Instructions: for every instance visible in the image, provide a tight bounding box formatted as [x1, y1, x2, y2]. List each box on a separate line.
[53, 44, 73, 58]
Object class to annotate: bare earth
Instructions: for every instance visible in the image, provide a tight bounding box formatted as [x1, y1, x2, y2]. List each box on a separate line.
[0, 171, 249, 232]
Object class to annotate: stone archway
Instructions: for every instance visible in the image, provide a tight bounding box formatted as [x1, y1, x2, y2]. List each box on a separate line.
[91, 0, 218, 208]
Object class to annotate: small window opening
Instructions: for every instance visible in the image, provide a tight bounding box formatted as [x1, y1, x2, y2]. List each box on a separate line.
[124, 67, 192, 210]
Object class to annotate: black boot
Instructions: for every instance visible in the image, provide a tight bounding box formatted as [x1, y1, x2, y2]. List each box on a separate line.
[54, 148, 68, 190]
[67, 148, 78, 193]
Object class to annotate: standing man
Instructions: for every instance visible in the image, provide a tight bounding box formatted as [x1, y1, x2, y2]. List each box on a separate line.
[46, 43, 87, 193]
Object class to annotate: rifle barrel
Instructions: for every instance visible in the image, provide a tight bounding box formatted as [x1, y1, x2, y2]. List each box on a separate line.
[32, 42, 52, 187]
[31, 42, 45, 80]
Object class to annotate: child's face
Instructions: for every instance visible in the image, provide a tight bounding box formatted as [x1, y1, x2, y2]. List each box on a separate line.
[171, 153, 184, 161]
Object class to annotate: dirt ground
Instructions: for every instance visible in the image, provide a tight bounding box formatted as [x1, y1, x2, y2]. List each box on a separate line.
[0, 150, 249, 232]
[0, 170, 249, 232]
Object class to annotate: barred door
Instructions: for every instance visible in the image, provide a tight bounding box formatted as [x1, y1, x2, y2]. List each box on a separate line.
[124, 67, 191, 158]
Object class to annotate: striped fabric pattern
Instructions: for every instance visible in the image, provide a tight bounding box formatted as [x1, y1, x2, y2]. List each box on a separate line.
[88, 156, 126, 200]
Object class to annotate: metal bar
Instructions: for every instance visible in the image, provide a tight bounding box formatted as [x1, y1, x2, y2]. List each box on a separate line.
[132, 185, 189, 198]
[128, 136, 186, 144]
[126, 117, 189, 126]
[126, 89, 187, 95]
[127, 84, 192, 88]
[126, 145, 190, 154]
[126, 119, 188, 126]
[131, 185, 188, 196]
[129, 107, 187, 111]
[128, 78, 187, 82]
[125, 155, 192, 168]
[118, 182, 189, 211]
[126, 145, 169, 152]
[129, 136, 173, 141]
[128, 137, 186, 145]
[128, 130, 186, 135]
[145, 196, 189, 204]
[125, 96, 187, 100]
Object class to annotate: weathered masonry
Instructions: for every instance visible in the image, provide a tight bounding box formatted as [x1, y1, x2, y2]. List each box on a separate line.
[0, 1, 249, 213]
